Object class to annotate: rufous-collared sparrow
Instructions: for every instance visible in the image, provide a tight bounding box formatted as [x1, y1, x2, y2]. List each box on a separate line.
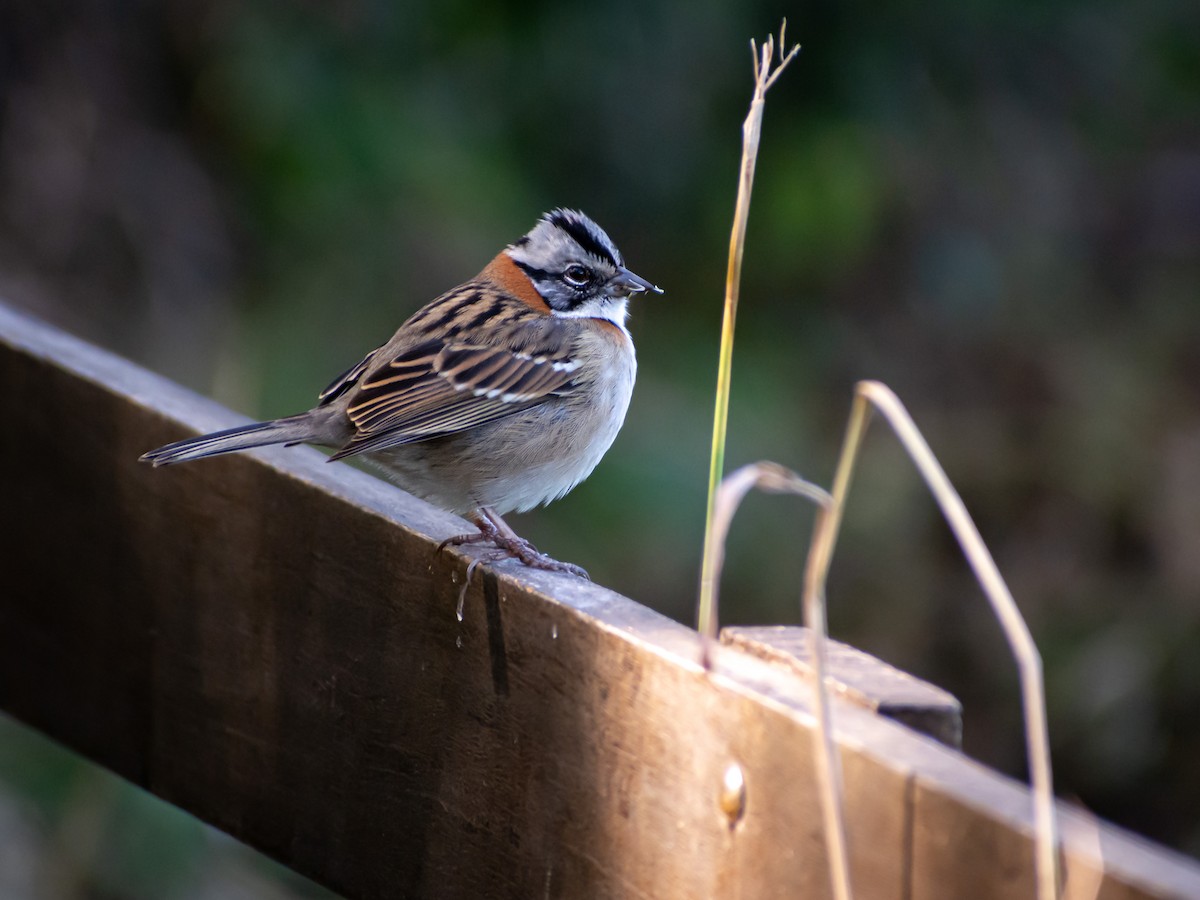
[141, 209, 662, 575]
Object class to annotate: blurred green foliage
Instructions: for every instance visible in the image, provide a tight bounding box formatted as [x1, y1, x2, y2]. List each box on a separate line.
[2, 0, 1199, 892]
[0, 714, 335, 898]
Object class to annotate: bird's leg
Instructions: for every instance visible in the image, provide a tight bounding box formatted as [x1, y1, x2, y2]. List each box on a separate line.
[437, 518, 500, 550]
[479, 507, 590, 578]
[437, 507, 589, 579]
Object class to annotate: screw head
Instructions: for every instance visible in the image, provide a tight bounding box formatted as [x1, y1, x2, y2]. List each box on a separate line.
[720, 762, 747, 825]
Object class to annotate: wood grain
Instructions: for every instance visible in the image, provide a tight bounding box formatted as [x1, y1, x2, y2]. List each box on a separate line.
[1, 302, 1197, 899]
[721, 625, 963, 748]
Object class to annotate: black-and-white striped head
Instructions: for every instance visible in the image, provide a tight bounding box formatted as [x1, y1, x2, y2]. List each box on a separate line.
[507, 209, 661, 323]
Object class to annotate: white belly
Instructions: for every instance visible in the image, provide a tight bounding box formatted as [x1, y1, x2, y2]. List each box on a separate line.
[369, 330, 636, 516]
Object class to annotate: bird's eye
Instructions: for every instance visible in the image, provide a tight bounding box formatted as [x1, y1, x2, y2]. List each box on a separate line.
[562, 264, 592, 287]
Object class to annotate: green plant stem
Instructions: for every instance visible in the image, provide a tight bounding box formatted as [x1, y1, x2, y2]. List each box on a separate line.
[697, 33, 799, 658]
[697, 96, 762, 646]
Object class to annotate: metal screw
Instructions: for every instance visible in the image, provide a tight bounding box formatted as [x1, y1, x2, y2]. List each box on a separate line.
[720, 762, 747, 825]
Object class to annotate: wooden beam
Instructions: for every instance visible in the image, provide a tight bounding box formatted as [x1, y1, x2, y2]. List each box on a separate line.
[721, 625, 963, 749]
[1, 301, 1198, 899]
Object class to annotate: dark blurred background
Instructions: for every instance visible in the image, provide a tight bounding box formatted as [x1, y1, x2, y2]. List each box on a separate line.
[2, 0, 1199, 895]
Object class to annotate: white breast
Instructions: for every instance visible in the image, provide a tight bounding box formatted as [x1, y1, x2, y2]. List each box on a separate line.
[369, 322, 637, 517]
[493, 322, 636, 513]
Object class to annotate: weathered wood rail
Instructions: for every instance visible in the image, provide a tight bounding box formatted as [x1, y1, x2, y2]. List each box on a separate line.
[1, 301, 1198, 899]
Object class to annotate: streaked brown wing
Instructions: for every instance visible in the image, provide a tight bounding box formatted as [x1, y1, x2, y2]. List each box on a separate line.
[317, 344, 383, 406]
[328, 332, 579, 460]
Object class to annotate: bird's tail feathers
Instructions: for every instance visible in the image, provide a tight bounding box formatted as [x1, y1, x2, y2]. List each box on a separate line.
[139, 414, 317, 467]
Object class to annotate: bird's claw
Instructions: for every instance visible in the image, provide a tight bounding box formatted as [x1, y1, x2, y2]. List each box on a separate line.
[438, 525, 589, 579]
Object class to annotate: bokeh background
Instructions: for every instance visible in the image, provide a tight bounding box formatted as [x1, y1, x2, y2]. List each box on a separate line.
[2, 0, 1199, 895]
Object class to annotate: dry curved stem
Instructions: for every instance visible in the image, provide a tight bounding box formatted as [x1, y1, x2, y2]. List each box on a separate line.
[799, 507, 853, 900]
[698, 462, 852, 900]
[698, 462, 831, 656]
[807, 380, 1060, 900]
[697, 21, 801, 674]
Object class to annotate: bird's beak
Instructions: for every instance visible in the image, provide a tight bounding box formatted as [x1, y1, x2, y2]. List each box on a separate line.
[610, 266, 664, 297]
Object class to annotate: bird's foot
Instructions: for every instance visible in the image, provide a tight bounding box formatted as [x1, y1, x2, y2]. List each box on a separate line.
[438, 519, 589, 580]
